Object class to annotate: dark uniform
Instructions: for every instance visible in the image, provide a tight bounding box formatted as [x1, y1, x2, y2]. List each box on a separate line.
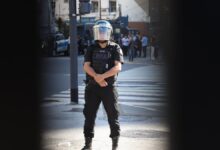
[83, 41, 124, 138]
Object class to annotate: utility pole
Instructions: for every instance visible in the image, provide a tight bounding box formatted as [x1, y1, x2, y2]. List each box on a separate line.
[69, 0, 78, 104]
[59, 3, 61, 18]
[99, 0, 102, 19]
[118, 4, 122, 18]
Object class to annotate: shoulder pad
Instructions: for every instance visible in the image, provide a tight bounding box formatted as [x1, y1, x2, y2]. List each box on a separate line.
[109, 41, 118, 46]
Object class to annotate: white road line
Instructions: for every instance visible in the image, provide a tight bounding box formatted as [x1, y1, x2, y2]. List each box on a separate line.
[119, 101, 166, 106]
[51, 94, 70, 97]
[119, 102, 166, 111]
[117, 79, 165, 82]
[44, 97, 70, 101]
[77, 85, 166, 88]
[119, 96, 165, 101]
[42, 76, 167, 112]
[77, 94, 165, 100]
[77, 86, 166, 91]
[78, 91, 166, 96]
[44, 95, 164, 103]
[44, 97, 84, 102]
[61, 89, 166, 94]
[60, 90, 70, 94]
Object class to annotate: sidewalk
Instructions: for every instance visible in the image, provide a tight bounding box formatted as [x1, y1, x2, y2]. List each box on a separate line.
[123, 56, 165, 65]
[41, 105, 169, 150]
[41, 61, 169, 150]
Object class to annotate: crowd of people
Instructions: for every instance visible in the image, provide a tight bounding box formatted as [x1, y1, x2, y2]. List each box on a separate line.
[76, 31, 161, 63]
[117, 32, 160, 62]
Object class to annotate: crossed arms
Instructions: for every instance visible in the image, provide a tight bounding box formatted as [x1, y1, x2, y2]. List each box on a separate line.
[83, 61, 122, 87]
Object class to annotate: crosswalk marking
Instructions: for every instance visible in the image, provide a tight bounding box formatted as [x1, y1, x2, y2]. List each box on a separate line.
[78, 86, 166, 91]
[60, 90, 165, 96]
[120, 102, 165, 112]
[67, 96, 164, 102]
[51, 94, 70, 97]
[61, 89, 165, 94]
[41, 79, 167, 115]
[78, 84, 166, 88]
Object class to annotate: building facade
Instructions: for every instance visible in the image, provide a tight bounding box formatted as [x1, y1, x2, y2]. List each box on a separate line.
[39, 0, 57, 39]
[118, 0, 150, 35]
[54, 0, 70, 20]
[53, 0, 151, 35]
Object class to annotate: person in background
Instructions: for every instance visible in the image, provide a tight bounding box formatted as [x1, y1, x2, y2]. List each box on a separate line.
[133, 32, 141, 57]
[128, 34, 135, 61]
[141, 34, 148, 58]
[121, 34, 130, 56]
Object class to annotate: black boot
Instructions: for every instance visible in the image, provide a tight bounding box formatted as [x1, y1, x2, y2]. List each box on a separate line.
[112, 136, 119, 150]
[81, 137, 92, 150]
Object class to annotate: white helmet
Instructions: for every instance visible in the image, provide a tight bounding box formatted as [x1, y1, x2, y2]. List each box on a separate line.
[93, 20, 113, 41]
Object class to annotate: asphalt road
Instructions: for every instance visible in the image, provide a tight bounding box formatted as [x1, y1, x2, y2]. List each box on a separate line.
[40, 56, 169, 150]
[39, 55, 148, 98]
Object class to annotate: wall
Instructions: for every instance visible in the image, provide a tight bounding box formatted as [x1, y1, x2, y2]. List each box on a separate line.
[128, 22, 148, 35]
[118, 0, 150, 35]
[117, 0, 150, 22]
[54, 0, 151, 34]
[55, 0, 69, 20]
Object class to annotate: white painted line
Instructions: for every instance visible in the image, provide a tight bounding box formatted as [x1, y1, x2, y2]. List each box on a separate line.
[119, 101, 167, 107]
[78, 89, 165, 93]
[77, 95, 165, 101]
[60, 90, 70, 94]
[77, 91, 165, 97]
[52, 94, 70, 97]
[117, 79, 165, 82]
[128, 105, 163, 111]
[117, 89, 165, 93]
[116, 84, 164, 87]
[61, 88, 166, 94]
[119, 102, 165, 111]
[119, 92, 165, 96]
[77, 86, 166, 90]
[44, 97, 84, 103]
[52, 90, 166, 101]
[44, 97, 70, 101]
[77, 84, 166, 88]
[45, 94, 165, 101]
[119, 96, 164, 101]
[58, 142, 71, 147]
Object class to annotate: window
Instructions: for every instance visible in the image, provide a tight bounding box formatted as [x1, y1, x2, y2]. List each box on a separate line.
[91, 1, 98, 12]
[109, 1, 116, 12]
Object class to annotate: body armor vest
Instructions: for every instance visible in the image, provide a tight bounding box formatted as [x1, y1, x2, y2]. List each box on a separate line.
[86, 43, 116, 85]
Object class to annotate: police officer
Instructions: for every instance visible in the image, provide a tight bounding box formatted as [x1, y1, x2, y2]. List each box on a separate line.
[82, 20, 124, 150]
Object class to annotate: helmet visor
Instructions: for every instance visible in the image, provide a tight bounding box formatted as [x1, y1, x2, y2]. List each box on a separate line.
[93, 26, 112, 41]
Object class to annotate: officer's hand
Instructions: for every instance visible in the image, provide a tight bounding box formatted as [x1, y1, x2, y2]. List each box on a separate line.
[98, 80, 108, 87]
[94, 74, 105, 83]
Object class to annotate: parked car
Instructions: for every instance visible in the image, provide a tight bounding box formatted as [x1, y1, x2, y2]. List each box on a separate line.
[53, 33, 69, 56]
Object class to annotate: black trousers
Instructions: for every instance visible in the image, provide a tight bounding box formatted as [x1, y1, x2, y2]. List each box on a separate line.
[83, 83, 120, 138]
[122, 46, 129, 56]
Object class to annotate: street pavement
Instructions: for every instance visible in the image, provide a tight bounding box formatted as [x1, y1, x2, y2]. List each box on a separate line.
[41, 57, 169, 150]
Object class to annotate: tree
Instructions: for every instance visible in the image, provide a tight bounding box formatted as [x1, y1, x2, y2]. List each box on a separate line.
[56, 17, 69, 38]
[56, 17, 63, 32]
